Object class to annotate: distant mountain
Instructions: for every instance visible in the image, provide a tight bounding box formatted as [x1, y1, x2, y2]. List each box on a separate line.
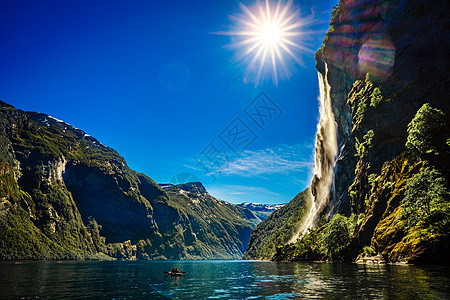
[243, 189, 311, 260]
[237, 202, 285, 221]
[0, 100, 260, 260]
[162, 182, 260, 259]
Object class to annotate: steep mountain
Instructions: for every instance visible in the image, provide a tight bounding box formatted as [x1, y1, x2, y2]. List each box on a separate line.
[243, 189, 311, 260]
[0, 101, 259, 260]
[237, 202, 285, 221]
[245, 0, 449, 264]
[159, 182, 260, 259]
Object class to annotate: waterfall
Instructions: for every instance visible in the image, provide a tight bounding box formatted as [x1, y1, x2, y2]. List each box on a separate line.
[289, 63, 338, 243]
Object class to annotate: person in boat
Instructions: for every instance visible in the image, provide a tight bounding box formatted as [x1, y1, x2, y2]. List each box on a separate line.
[171, 267, 180, 274]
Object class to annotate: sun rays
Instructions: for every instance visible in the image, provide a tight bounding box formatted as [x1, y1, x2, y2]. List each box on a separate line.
[224, 0, 314, 85]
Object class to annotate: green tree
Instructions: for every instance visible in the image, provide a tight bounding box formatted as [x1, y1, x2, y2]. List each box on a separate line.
[355, 129, 374, 157]
[323, 214, 351, 257]
[402, 167, 449, 228]
[370, 87, 383, 107]
[317, 215, 328, 228]
[406, 103, 447, 156]
[294, 229, 323, 260]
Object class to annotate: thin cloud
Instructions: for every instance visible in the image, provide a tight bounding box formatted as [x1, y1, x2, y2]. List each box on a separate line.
[218, 144, 314, 177]
[207, 184, 282, 203]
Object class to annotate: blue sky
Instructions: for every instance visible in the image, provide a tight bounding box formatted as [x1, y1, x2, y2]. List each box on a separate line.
[0, 0, 337, 204]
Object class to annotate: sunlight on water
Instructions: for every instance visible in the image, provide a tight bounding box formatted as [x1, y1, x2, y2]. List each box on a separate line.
[0, 260, 448, 299]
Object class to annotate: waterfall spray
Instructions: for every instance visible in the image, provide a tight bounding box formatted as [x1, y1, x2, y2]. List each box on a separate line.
[288, 63, 338, 244]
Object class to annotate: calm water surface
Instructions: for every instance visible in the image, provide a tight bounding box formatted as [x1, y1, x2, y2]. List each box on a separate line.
[0, 260, 449, 299]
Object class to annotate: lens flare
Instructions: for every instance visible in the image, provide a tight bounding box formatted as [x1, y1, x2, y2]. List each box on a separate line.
[357, 34, 395, 80]
[224, 0, 314, 85]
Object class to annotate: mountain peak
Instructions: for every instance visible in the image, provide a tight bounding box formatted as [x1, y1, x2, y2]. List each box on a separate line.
[238, 202, 285, 212]
[0, 100, 15, 109]
[176, 182, 207, 193]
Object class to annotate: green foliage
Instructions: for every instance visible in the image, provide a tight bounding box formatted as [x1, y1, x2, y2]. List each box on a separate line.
[349, 190, 357, 203]
[0, 204, 92, 260]
[317, 215, 328, 228]
[370, 87, 383, 107]
[363, 130, 374, 147]
[348, 77, 387, 138]
[368, 173, 380, 203]
[292, 229, 325, 260]
[355, 138, 365, 157]
[348, 81, 372, 131]
[406, 103, 447, 156]
[355, 129, 375, 157]
[368, 173, 378, 188]
[402, 167, 449, 231]
[355, 101, 368, 125]
[362, 246, 376, 256]
[330, 1, 343, 22]
[0, 166, 21, 202]
[383, 181, 394, 190]
[276, 213, 364, 261]
[243, 189, 310, 260]
[316, 1, 343, 58]
[323, 214, 352, 257]
[368, 153, 449, 263]
[348, 213, 365, 234]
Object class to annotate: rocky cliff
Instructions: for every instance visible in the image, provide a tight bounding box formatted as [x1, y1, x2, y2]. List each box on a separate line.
[245, 0, 449, 263]
[0, 101, 260, 260]
[316, 0, 449, 217]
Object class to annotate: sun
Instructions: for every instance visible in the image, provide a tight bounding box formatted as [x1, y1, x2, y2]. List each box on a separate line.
[225, 0, 313, 85]
[261, 23, 280, 44]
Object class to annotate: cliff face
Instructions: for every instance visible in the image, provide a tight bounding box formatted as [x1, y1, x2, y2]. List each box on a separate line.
[317, 0, 449, 216]
[0, 101, 259, 260]
[316, 0, 449, 263]
[245, 0, 449, 263]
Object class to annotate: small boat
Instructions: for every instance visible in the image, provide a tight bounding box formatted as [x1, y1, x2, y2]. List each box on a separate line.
[165, 272, 183, 277]
[165, 268, 185, 276]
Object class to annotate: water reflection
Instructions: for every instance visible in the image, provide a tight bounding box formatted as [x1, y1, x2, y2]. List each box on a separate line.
[0, 261, 448, 299]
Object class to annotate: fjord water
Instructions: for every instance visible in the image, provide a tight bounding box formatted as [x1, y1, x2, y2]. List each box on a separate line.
[1, 260, 449, 299]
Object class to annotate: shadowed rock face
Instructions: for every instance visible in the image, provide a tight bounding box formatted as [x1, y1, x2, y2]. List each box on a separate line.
[315, 0, 449, 214]
[316, 0, 449, 262]
[62, 163, 160, 244]
[0, 101, 260, 260]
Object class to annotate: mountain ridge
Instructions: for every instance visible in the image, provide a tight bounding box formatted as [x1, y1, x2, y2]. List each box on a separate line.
[0, 101, 261, 260]
[237, 202, 285, 222]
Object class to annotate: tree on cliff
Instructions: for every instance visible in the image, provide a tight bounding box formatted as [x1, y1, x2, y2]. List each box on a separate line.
[406, 103, 447, 156]
[402, 167, 449, 231]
